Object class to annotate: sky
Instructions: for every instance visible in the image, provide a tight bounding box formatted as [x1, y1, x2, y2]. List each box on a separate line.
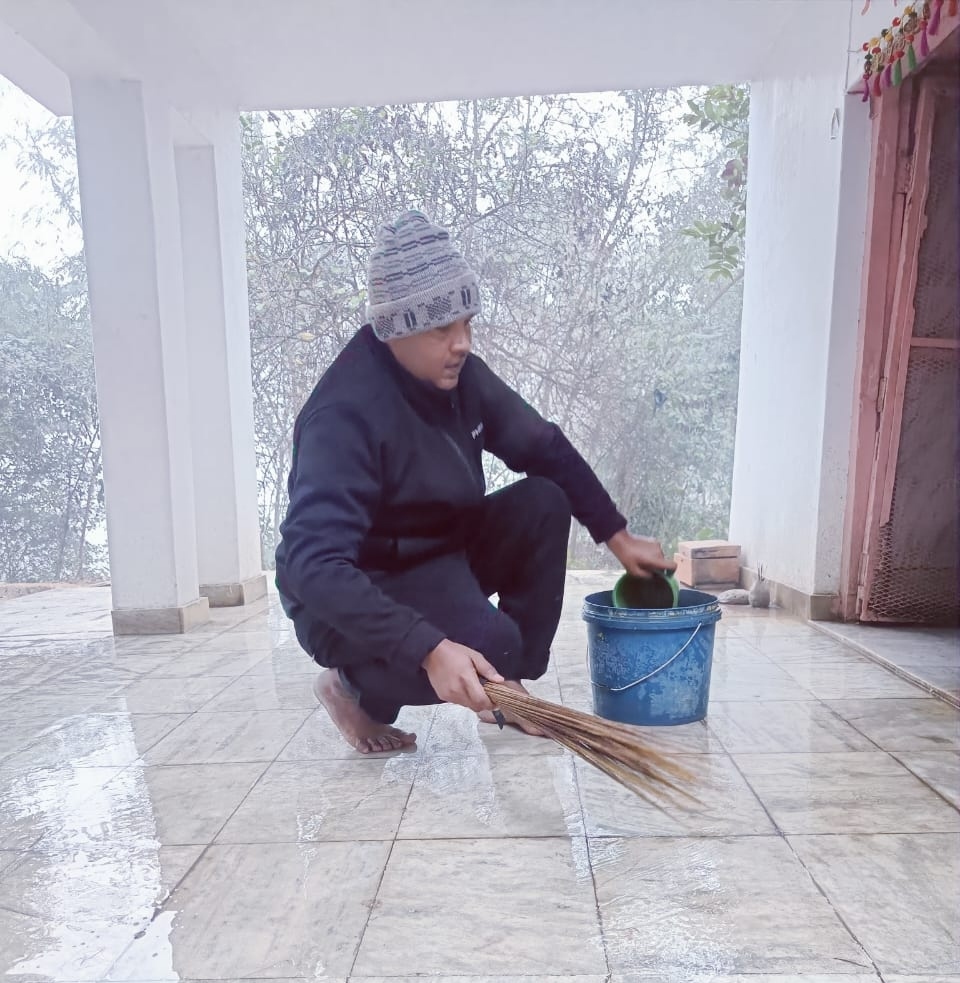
[0, 75, 82, 269]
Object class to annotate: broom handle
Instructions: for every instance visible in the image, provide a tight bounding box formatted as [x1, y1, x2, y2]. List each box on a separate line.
[594, 623, 702, 693]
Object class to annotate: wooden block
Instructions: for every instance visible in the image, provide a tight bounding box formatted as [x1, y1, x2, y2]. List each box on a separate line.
[678, 539, 741, 560]
[675, 552, 741, 587]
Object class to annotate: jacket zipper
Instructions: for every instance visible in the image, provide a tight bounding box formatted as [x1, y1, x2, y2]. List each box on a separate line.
[441, 430, 485, 495]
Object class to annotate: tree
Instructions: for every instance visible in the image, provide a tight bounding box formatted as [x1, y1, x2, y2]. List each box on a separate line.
[0, 257, 106, 580]
[681, 85, 749, 281]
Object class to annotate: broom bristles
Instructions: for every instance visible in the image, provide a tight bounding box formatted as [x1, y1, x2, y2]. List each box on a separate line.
[483, 681, 701, 808]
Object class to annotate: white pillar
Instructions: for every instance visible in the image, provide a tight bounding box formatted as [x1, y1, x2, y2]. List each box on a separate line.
[72, 79, 209, 634]
[176, 115, 265, 607]
[728, 68, 848, 619]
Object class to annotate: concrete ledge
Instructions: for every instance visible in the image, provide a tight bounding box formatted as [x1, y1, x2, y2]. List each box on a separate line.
[112, 596, 211, 635]
[740, 566, 838, 621]
[200, 573, 268, 608]
[811, 622, 960, 709]
[0, 584, 54, 601]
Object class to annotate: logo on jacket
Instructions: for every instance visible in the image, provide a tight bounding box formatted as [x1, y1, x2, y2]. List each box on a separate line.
[471, 422, 484, 440]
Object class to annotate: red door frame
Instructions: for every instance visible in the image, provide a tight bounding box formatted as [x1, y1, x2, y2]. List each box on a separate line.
[837, 93, 905, 620]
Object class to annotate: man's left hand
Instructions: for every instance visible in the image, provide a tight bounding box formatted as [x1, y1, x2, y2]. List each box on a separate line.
[606, 529, 676, 578]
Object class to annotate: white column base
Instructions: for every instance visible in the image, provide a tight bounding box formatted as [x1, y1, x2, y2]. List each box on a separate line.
[740, 566, 838, 621]
[200, 573, 268, 608]
[112, 596, 210, 635]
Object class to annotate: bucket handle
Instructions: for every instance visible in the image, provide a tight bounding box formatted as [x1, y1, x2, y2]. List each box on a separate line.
[592, 623, 703, 693]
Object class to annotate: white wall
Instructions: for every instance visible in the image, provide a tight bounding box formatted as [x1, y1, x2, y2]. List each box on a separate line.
[729, 25, 869, 599]
[813, 95, 872, 595]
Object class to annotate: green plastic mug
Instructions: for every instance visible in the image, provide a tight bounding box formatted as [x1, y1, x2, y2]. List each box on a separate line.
[612, 570, 680, 610]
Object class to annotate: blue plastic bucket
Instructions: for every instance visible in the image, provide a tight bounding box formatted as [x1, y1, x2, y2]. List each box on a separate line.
[582, 588, 721, 726]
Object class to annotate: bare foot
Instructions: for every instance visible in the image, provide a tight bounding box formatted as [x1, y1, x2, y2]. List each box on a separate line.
[313, 671, 417, 754]
[479, 680, 546, 737]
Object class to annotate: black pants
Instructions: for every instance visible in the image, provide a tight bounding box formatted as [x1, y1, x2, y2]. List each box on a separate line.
[331, 477, 571, 723]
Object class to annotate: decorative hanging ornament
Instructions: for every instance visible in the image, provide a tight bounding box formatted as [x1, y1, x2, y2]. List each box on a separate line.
[929, 0, 943, 33]
[858, 1, 953, 100]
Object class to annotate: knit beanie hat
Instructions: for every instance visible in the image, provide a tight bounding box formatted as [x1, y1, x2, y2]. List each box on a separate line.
[366, 210, 481, 341]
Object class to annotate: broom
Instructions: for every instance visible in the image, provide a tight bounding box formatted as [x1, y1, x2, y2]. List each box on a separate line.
[483, 681, 700, 809]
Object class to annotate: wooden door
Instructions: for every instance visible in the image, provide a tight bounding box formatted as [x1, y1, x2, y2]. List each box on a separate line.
[858, 70, 959, 623]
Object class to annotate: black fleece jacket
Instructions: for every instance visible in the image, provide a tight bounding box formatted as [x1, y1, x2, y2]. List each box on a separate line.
[275, 324, 626, 671]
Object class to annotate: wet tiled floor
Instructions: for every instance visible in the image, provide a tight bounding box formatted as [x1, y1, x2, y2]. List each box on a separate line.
[0, 573, 958, 981]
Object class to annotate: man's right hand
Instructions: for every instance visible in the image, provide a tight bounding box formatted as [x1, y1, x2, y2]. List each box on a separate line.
[422, 639, 504, 712]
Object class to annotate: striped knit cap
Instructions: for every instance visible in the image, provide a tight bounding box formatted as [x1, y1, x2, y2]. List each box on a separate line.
[366, 210, 481, 341]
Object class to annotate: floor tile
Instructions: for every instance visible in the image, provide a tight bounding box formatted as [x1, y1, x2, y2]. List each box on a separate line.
[54, 662, 146, 688]
[618, 719, 722, 754]
[243, 643, 316, 675]
[884, 977, 960, 983]
[706, 701, 875, 753]
[0, 655, 61, 691]
[142, 646, 269, 677]
[197, 673, 319, 712]
[735, 751, 960, 834]
[891, 750, 960, 808]
[826, 698, 960, 751]
[727, 619, 823, 641]
[0, 764, 127, 850]
[0, 849, 21, 875]
[0, 844, 202, 980]
[355, 978, 607, 983]
[278, 705, 434, 760]
[578, 753, 774, 837]
[711, 637, 774, 663]
[143, 709, 310, 764]
[750, 634, 868, 663]
[187, 631, 284, 654]
[0, 711, 70, 760]
[708, 662, 815, 701]
[423, 703, 564, 756]
[592, 835, 868, 975]
[899, 663, 960, 694]
[815, 623, 959, 668]
[88, 649, 189, 676]
[790, 833, 960, 975]
[556, 681, 597, 714]
[353, 838, 606, 976]
[552, 644, 591, 675]
[110, 635, 201, 655]
[611, 976, 878, 983]
[105, 842, 390, 979]
[523, 670, 564, 702]
[218, 757, 416, 842]
[0, 635, 98, 655]
[399, 753, 581, 839]
[886, 650, 960, 669]
[35, 762, 267, 848]
[782, 662, 928, 700]
[8, 679, 122, 717]
[91, 676, 233, 714]
[0, 713, 189, 771]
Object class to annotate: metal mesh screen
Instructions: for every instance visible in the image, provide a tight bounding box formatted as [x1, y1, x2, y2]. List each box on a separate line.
[867, 348, 959, 623]
[913, 85, 959, 339]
